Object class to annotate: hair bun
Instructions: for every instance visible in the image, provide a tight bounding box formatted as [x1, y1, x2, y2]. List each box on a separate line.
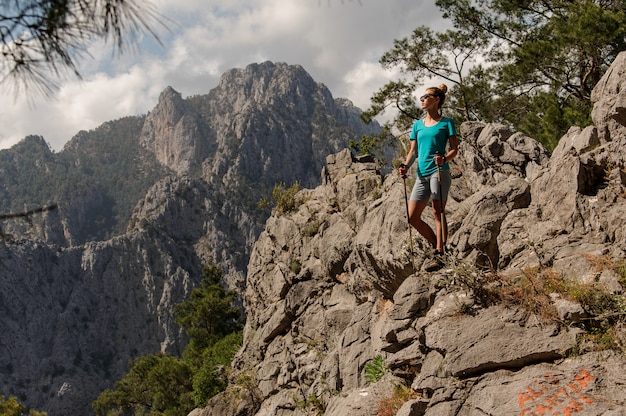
[438, 84, 448, 94]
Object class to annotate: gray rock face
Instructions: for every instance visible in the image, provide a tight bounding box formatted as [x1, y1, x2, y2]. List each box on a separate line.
[140, 86, 209, 175]
[196, 53, 626, 416]
[0, 232, 197, 415]
[200, 62, 376, 191]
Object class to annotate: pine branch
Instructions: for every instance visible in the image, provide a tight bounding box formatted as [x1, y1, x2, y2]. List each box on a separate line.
[0, 204, 58, 221]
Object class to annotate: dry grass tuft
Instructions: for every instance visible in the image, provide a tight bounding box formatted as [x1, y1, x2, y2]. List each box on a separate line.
[376, 384, 419, 416]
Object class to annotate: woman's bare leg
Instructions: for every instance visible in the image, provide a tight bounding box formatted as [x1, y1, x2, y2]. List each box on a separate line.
[408, 200, 437, 249]
[431, 199, 447, 252]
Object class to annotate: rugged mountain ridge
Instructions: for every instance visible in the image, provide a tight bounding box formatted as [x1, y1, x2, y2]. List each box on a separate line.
[1, 61, 378, 248]
[0, 62, 379, 415]
[191, 53, 626, 415]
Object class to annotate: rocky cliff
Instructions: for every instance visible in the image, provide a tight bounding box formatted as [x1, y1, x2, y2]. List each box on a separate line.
[191, 53, 626, 415]
[0, 62, 379, 415]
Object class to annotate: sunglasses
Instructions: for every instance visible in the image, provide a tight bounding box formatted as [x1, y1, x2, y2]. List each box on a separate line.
[420, 94, 437, 100]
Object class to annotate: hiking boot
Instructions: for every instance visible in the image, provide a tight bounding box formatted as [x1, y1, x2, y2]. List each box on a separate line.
[424, 250, 444, 272]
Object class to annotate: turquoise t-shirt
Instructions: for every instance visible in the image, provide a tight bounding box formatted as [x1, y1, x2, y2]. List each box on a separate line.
[409, 117, 457, 177]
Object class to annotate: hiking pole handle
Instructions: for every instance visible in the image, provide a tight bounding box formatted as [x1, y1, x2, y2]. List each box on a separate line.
[399, 163, 408, 179]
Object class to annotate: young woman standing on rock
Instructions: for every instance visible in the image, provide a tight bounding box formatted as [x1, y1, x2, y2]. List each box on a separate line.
[399, 84, 459, 271]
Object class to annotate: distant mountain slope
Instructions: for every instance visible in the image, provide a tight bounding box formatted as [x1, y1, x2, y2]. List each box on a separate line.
[0, 117, 166, 243]
[0, 61, 380, 415]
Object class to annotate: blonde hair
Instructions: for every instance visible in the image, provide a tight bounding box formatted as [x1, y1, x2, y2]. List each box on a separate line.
[427, 83, 448, 109]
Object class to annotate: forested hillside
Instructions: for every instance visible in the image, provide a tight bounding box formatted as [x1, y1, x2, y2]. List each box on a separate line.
[0, 117, 166, 242]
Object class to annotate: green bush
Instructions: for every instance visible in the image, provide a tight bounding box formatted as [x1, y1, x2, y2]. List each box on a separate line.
[0, 395, 47, 416]
[92, 355, 194, 416]
[175, 264, 242, 360]
[289, 260, 302, 275]
[364, 355, 386, 383]
[192, 331, 243, 407]
[272, 182, 300, 215]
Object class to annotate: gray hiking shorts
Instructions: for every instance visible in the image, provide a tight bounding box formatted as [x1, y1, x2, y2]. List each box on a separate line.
[410, 170, 452, 203]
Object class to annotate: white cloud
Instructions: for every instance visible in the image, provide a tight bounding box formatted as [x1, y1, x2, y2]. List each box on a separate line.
[0, 0, 446, 151]
[342, 60, 400, 110]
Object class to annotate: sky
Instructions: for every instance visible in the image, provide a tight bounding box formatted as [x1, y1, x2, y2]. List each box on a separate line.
[0, 0, 447, 151]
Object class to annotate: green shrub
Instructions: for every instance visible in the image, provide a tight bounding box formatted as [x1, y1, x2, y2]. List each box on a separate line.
[293, 394, 325, 414]
[192, 331, 243, 407]
[364, 355, 386, 383]
[302, 214, 321, 237]
[290, 260, 302, 275]
[92, 354, 194, 416]
[272, 182, 300, 215]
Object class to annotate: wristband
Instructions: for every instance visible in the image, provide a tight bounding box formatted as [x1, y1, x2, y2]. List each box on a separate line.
[400, 163, 407, 169]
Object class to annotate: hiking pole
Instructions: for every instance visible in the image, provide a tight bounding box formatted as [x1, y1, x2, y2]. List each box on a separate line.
[400, 164, 415, 272]
[436, 152, 448, 254]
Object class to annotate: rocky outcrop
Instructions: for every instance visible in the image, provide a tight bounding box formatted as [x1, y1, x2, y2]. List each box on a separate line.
[140, 87, 210, 175]
[194, 53, 626, 415]
[591, 51, 626, 146]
